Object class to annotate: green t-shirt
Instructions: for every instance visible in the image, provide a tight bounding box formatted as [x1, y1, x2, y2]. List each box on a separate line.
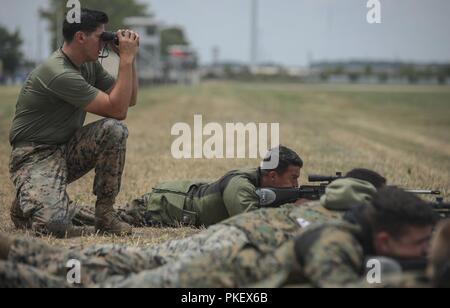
[9, 49, 116, 145]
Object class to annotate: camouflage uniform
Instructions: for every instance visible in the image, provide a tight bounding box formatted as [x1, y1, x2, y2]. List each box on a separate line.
[9, 118, 128, 237]
[2, 215, 433, 288]
[0, 178, 377, 287]
[0, 201, 343, 288]
[296, 217, 447, 289]
[118, 168, 263, 228]
[254, 221, 433, 288]
[0, 224, 247, 288]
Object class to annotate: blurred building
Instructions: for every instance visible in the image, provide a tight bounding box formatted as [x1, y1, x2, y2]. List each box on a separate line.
[251, 62, 284, 76]
[201, 61, 249, 79]
[166, 45, 199, 85]
[101, 17, 200, 85]
[124, 16, 163, 81]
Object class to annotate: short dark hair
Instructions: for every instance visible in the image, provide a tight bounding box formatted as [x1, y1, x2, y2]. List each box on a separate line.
[345, 168, 387, 189]
[63, 8, 109, 43]
[261, 145, 303, 175]
[368, 187, 436, 238]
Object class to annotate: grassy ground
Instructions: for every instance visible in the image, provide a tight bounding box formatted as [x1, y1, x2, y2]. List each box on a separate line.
[1, 82, 449, 248]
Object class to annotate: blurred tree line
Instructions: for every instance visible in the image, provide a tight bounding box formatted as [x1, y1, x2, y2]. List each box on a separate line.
[317, 62, 450, 85]
[0, 26, 24, 78]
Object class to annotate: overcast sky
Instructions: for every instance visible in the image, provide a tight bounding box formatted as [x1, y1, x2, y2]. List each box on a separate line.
[1, 0, 449, 66]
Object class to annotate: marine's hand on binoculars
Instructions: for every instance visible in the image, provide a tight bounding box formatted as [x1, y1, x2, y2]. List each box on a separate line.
[116, 29, 140, 61]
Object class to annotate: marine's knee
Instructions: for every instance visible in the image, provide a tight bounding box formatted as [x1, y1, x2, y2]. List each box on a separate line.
[102, 119, 129, 143]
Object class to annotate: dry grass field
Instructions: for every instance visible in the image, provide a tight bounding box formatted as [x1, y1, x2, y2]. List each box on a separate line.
[1, 81, 449, 249]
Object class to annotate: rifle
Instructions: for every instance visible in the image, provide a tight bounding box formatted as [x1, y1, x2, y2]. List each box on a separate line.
[256, 172, 447, 211]
[256, 172, 343, 207]
[393, 188, 449, 218]
[256, 186, 323, 207]
[257, 186, 449, 218]
[400, 189, 441, 195]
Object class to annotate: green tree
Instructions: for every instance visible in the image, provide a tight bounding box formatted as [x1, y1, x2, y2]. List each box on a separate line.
[378, 72, 388, 83]
[364, 64, 373, 76]
[0, 25, 23, 76]
[399, 64, 419, 84]
[160, 27, 188, 57]
[40, 0, 149, 50]
[348, 72, 360, 83]
[437, 65, 450, 85]
[332, 64, 344, 75]
[319, 71, 330, 82]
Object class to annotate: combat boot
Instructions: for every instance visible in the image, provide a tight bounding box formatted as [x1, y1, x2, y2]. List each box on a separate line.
[10, 198, 31, 229]
[95, 200, 132, 236]
[0, 233, 14, 260]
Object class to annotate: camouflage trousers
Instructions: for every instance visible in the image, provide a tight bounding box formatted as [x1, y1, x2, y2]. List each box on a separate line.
[115, 239, 299, 288]
[0, 224, 249, 288]
[9, 119, 128, 236]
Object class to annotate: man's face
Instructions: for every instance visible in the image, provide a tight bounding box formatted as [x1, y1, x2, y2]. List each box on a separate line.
[374, 225, 433, 259]
[267, 165, 301, 188]
[81, 25, 106, 61]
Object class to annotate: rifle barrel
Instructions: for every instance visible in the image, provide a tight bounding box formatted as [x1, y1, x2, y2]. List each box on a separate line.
[405, 189, 441, 195]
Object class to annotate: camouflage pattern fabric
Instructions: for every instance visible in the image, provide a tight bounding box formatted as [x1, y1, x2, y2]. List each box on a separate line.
[294, 222, 367, 287]
[128, 203, 342, 287]
[0, 201, 346, 288]
[0, 224, 248, 288]
[9, 118, 128, 237]
[105, 203, 345, 287]
[1, 179, 375, 287]
[0, 211, 436, 288]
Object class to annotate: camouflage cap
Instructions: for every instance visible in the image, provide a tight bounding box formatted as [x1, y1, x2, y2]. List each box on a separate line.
[320, 178, 377, 211]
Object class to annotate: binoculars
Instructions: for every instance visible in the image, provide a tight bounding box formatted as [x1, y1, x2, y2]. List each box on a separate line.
[100, 32, 119, 45]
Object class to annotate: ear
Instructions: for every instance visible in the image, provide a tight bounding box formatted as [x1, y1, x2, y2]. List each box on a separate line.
[268, 170, 278, 181]
[373, 231, 391, 255]
[73, 31, 86, 44]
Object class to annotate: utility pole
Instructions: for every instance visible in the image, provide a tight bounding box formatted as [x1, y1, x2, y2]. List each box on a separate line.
[212, 46, 220, 66]
[250, 0, 258, 70]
